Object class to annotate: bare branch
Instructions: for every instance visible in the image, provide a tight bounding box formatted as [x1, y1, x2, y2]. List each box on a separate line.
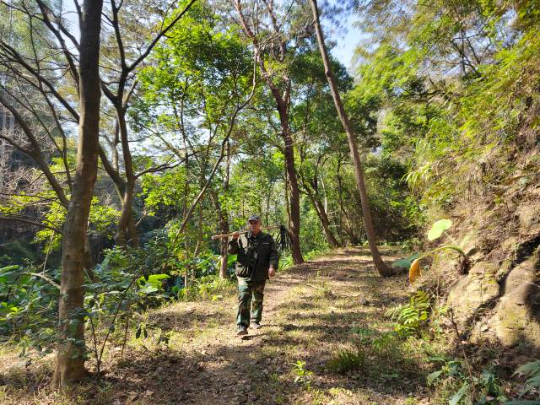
[0, 215, 63, 234]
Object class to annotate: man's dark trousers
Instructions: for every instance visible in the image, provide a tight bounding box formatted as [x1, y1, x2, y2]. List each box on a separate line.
[237, 277, 266, 327]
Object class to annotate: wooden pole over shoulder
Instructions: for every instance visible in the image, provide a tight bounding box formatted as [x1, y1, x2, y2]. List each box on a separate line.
[211, 225, 280, 240]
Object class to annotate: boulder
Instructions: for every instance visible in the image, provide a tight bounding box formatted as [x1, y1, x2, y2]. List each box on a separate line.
[447, 261, 500, 324]
[493, 254, 540, 348]
[518, 204, 540, 235]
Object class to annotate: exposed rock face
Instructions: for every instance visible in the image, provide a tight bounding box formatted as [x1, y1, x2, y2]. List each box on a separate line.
[518, 204, 540, 235]
[447, 261, 500, 324]
[430, 151, 540, 350]
[445, 246, 540, 349]
[493, 253, 540, 347]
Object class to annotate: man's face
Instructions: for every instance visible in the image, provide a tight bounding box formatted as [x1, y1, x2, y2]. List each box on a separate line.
[248, 220, 261, 235]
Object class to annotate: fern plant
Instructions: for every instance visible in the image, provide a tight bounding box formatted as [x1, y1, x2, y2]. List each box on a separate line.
[326, 348, 365, 374]
[387, 290, 431, 338]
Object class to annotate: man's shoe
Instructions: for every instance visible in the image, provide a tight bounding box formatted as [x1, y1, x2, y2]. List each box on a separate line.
[251, 322, 262, 330]
[237, 326, 248, 336]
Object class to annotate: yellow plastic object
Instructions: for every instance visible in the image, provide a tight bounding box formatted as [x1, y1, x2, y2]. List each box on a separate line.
[409, 259, 422, 283]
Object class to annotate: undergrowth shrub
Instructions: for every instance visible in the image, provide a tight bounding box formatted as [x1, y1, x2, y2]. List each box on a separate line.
[428, 358, 508, 405]
[386, 290, 431, 338]
[292, 360, 313, 390]
[348, 327, 409, 376]
[326, 347, 365, 374]
[0, 264, 58, 355]
[279, 253, 294, 271]
[177, 275, 233, 301]
[514, 360, 540, 398]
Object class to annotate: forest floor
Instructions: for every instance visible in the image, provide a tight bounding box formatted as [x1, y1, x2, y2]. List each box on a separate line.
[1, 248, 463, 404]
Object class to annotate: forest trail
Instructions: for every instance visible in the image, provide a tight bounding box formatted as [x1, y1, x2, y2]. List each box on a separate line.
[105, 247, 428, 405]
[2, 248, 439, 405]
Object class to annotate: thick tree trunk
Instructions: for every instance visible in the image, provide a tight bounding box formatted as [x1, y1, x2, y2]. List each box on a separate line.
[309, 0, 395, 276]
[53, 0, 104, 387]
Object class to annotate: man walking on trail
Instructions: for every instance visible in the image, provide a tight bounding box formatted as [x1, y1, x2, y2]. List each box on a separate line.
[229, 215, 279, 336]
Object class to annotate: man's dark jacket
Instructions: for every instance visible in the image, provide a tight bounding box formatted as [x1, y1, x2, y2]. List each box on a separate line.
[228, 231, 279, 281]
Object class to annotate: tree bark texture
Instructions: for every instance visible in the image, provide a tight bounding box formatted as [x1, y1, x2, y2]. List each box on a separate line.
[307, 191, 340, 248]
[309, 0, 395, 276]
[113, 109, 139, 247]
[53, 0, 104, 387]
[218, 210, 229, 279]
[277, 104, 304, 265]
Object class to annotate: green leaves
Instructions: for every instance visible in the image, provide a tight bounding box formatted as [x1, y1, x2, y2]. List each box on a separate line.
[514, 360, 540, 397]
[137, 274, 170, 295]
[387, 291, 431, 338]
[449, 382, 470, 405]
[427, 219, 453, 241]
[0, 265, 19, 274]
[391, 253, 420, 270]
[427, 369, 443, 386]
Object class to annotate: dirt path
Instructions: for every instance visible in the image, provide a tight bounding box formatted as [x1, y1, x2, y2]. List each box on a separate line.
[2, 248, 438, 405]
[101, 247, 435, 405]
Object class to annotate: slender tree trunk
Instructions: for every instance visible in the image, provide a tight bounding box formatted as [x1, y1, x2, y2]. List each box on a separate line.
[283, 164, 291, 230]
[309, 0, 395, 276]
[336, 160, 345, 244]
[301, 169, 340, 248]
[53, 0, 104, 387]
[115, 182, 138, 247]
[193, 204, 204, 257]
[277, 112, 303, 264]
[335, 161, 360, 245]
[98, 143, 138, 248]
[307, 191, 340, 248]
[218, 212, 229, 279]
[114, 111, 138, 247]
[283, 144, 303, 264]
[209, 190, 229, 279]
[219, 142, 231, 279]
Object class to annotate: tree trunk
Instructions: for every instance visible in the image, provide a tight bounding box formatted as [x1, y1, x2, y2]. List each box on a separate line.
[193, 204, 204, 257]
[218, 213, 229, 279]
[53, 0, 104, 387]
[115, 182, 138, 247]
[307, 191, 340, 248]
[114, 110, 138, 247]
[336, 160, 345, 245]
[309, 0, 395, 276]
[219, 142, 231, 279]
[209, 189, 229, 279]
[98, 144, 138, 248]
[277, 103, 304, 265]
[335, 161, 360, 245]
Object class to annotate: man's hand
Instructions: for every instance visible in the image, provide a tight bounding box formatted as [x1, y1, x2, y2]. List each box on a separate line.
[232, 231, 240, 240]
[268, 266, 276, 278]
